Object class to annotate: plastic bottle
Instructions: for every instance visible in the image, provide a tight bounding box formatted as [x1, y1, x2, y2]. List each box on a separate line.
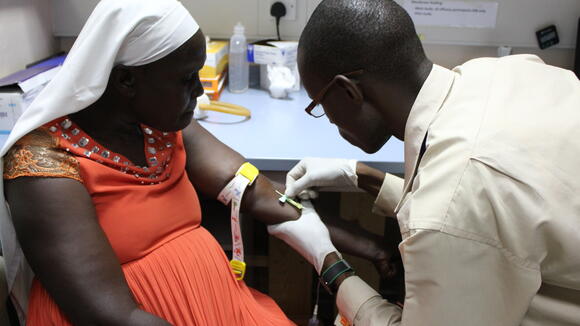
[228, 22, 249, 93]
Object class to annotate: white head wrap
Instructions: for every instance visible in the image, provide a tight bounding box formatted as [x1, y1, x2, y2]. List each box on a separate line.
[0, 0, 199, 321]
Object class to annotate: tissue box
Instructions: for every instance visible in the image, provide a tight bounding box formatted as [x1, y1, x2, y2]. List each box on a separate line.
[259, 64, 300, 93]
[200, 41, 229, 78]
[247, 40, 297, 66]
[0, 56, 64, 133]
[0, 90, 24, 133]
[248, 40, 300, 92]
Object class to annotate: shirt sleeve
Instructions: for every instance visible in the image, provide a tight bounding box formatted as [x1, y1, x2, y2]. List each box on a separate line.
[336, 229, 541, 326]
[3, 128, 82, 183]
[372, 173, 403, 216]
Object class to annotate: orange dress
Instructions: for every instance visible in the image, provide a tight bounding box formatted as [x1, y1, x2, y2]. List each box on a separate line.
[3, 117, 295, 326]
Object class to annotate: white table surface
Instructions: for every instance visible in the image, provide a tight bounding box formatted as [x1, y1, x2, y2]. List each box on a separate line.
[199, 88, 404, 173]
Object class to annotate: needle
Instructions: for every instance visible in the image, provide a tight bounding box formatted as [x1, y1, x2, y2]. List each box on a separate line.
[275, 190, 303, 210]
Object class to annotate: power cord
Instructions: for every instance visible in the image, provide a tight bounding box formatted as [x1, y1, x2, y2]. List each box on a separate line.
[270, 2, 287, 41]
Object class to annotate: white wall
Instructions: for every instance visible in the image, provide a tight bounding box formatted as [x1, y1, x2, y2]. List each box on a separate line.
[55, 0, 576, 71]
[0, 0, 57, 77]
[423, 44, 575, 70]
[58, 38, 575, 71]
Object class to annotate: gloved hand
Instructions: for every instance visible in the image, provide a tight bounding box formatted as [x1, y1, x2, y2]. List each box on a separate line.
[267, 200, 338, 274]
[285, 158, 358, 198]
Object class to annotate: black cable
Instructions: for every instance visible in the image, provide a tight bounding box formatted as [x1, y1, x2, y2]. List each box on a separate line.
[270, 2, 286, 41]
[276, 17, 281, 41]
[276, 17, 282, 41]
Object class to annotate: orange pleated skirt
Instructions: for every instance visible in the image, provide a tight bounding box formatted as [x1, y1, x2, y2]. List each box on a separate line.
[27, 227, 294, 325]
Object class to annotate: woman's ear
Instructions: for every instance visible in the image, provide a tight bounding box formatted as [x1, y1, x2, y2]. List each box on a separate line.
[335, 75, 363, 105]
[111, 65, 136, 98]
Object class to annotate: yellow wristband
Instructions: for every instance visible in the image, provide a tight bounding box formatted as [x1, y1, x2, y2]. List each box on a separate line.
[235, 162, 259, 186]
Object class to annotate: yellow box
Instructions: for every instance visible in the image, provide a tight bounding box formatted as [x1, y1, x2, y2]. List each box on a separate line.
[200, 41, 229, 78]
[201, 72, 226, 101]
[201, 71, 226, 92]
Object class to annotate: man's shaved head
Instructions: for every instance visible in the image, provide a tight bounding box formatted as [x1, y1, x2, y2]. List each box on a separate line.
[299, 0, 426, 83]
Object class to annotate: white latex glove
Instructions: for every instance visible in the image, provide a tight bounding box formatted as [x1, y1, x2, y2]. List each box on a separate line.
[267, 200, 338, 274]
[285, 158, 358, 198]
[297, 189, 319, 200]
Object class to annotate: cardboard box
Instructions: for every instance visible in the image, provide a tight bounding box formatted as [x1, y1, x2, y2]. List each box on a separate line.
[200, 41, 229, 78]
[206, 85, 225, 101]
[247, 40, 297, 66]
[248, 40, 300, 93]
[0, 56, 64, 133]
[201, 71, 227, 101]
[0, 90, 23, 134]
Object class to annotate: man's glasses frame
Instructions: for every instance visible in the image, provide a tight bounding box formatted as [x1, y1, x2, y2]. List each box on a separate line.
[304, 69, 364, 118]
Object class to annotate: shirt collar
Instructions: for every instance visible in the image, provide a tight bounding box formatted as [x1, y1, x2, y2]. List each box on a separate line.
[395, 64, 456, 211]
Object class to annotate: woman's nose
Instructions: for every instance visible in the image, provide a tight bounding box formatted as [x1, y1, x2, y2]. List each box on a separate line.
[192, 80, 204, 99]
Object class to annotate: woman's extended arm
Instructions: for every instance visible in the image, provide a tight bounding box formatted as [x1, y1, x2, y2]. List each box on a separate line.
[182, 120, 299, 224]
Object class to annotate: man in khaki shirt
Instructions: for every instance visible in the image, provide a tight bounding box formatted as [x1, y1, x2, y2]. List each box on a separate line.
[267, 0, 580, 325]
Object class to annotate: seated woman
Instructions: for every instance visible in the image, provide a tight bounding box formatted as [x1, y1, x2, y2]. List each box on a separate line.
[0, 1, 304, 325]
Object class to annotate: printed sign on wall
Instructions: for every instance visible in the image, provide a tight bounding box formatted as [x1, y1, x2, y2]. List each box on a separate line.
[403, 0, 499, 28]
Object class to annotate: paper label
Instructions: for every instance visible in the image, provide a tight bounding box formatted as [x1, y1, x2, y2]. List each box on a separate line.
[403, 0, 498, 28]
[0, 92, 23, 132]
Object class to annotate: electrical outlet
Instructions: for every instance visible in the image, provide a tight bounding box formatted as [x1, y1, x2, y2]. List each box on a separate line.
[258, 0, 305, 39]
[268, 0, 297, 21]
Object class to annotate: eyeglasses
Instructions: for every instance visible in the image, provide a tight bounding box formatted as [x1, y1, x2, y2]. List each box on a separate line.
[304, 70, 364, 118]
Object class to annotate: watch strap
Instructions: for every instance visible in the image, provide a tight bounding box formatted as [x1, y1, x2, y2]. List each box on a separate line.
[320, 259, 354, 295]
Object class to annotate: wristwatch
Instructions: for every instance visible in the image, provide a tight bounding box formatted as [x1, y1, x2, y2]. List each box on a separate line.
[319, 259, 355, 295]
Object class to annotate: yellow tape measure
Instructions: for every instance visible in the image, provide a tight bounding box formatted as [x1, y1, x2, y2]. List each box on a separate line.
[199, 101, 251, 117]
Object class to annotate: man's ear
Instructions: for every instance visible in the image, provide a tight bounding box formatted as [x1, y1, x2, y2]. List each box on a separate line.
[111, 65, 137, 98]
[335, 75, 363, 106]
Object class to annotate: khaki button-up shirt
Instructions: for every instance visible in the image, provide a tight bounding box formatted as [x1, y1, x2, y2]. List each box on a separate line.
[336, 55, 580, 326]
